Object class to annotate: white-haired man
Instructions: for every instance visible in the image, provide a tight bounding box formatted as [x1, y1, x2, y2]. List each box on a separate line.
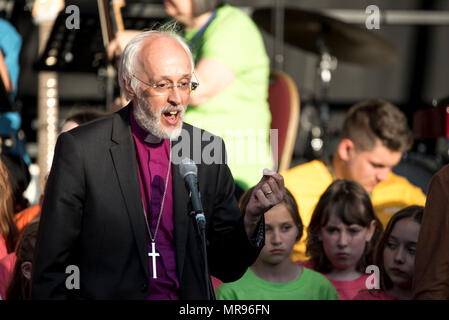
[31, 31, 285, 299]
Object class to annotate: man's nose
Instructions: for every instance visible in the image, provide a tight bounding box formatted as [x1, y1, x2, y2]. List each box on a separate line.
[167, 86, 183, 105]
[376, 168, 390, 182]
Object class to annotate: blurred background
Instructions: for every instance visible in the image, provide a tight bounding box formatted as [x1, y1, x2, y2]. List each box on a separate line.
[1, 0, 448, 203]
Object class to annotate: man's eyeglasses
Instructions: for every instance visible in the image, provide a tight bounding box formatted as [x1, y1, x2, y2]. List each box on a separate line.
[131, 74, 199, 95]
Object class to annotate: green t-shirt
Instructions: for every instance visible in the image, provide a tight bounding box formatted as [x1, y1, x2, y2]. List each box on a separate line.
[216, 267, 340, 300]
[184, 5, 273, 190]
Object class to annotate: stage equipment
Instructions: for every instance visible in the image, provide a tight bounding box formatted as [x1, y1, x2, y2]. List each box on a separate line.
[253, 7, 399, 160]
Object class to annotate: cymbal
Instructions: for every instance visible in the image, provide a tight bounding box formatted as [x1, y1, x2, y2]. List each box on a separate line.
[253, 8, 399, 66]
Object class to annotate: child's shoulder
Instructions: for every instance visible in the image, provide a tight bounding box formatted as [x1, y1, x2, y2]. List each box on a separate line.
[295, 261, 331, 283]
[301, 266, 327, 281]
[298, 266, 332, 289]
[299, 266, 339, 299]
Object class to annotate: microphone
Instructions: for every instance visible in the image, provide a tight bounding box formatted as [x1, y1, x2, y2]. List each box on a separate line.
[179, 158, 214, 300]
[179, 158, 206, 228]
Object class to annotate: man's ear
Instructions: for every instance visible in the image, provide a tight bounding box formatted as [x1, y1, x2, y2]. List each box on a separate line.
[123, 78, 135, 99]
[21, 261, 33, 280]
[337, 138, 355, 162]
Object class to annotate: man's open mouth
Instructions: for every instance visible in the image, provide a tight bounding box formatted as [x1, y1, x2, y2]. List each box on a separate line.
[163, 110, 180, 126]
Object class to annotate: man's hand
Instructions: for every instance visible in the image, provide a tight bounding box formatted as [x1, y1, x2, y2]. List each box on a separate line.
[244, 169, 285, 237]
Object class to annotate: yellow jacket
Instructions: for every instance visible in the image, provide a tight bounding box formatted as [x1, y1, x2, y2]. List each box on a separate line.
[282, 160, 426, 261]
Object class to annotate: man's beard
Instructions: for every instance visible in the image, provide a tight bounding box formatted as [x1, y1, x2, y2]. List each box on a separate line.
[133, 97, 185, 141]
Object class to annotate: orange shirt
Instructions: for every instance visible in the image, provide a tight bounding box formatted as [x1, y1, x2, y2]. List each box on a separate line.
[14, 204, 40, 232]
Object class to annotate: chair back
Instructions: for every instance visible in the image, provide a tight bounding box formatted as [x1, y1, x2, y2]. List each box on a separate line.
[268, 70, 300, 172]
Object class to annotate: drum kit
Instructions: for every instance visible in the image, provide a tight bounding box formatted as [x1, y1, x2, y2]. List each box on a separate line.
[252, 7, 400, 160]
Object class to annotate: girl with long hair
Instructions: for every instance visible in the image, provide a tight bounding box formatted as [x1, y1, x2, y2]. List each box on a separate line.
[354, 206, 423, 300]
[0, 158, 19, 258]
[303, 179, 383, 299]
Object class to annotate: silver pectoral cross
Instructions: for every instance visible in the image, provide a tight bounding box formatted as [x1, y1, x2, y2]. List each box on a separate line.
[148, 242, 160, 279]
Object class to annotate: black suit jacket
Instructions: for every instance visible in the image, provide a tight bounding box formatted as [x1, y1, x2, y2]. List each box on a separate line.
[31, 105, 263, 299]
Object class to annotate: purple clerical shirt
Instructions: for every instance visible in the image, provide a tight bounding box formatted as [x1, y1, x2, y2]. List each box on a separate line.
[130, 108, 180, 299]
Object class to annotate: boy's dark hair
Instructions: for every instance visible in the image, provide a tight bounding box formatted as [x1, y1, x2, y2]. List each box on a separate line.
[340, 99, 413, 152]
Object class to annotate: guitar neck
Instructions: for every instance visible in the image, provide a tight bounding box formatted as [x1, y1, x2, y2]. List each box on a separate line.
[113, 2, 125, 33]
[98, 0, 125, 47]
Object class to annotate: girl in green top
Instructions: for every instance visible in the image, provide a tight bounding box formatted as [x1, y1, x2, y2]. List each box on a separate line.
[216, 188, 339, 300]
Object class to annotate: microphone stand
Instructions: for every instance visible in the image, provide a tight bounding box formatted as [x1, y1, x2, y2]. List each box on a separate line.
[189, 205, 215, 300]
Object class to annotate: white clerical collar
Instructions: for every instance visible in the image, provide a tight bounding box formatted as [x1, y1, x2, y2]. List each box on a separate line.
[144, 133, 163, 144]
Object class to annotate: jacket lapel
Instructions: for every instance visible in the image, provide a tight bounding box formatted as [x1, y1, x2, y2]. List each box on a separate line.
[109, 107, 193, 282]
[109, 106, 149, 280]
